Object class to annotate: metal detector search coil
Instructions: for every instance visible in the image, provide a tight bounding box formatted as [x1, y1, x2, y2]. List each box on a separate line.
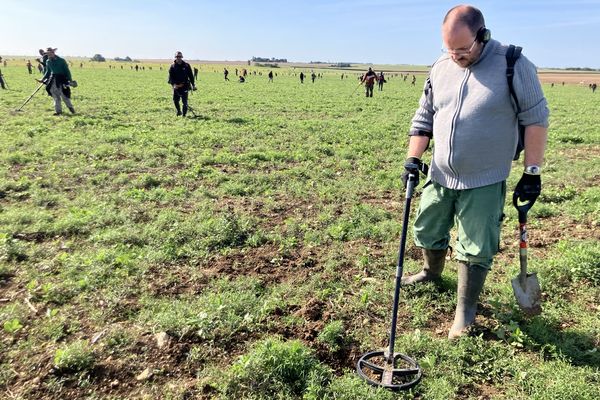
[356, 350, 422, 391]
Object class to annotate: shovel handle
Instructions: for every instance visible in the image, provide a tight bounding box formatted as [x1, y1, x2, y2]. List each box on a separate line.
[513, 194, 531, 283]
[512, 193, 536, 224]
[517, 221, 529, 284]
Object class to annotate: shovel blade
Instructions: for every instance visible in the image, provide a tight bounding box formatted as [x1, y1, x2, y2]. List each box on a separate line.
[511, 273, 542, 316]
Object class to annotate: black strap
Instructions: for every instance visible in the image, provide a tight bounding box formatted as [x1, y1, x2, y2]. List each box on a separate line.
[506, 44, 525, 160]
[506, 45, 522, 113]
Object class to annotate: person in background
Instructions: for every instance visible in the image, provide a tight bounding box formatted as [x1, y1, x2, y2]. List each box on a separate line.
[36, 48, 47, 71]
[378, 71, 386, 91]
[361, 67, 378, 97]
[37, 47, 76, 115]
[168, 51, 196, 117]
[0, 56, 6, 89]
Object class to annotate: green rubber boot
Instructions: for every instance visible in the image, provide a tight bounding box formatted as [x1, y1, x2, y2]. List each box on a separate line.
[448, 262, 489, 339]
[401, 249, 447, 285]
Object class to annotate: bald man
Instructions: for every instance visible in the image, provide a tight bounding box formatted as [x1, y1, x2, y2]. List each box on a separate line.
[401, 5, 549, 339]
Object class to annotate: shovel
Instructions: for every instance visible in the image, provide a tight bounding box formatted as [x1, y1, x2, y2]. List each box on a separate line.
[511, 194, 542, 316]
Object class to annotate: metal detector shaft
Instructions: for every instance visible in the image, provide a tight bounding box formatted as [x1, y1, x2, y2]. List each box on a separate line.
[387, 174, 416, 362]
[16, 82, 45, 111]
[356, 169, 423, 391]
[351, 81, 363, 96]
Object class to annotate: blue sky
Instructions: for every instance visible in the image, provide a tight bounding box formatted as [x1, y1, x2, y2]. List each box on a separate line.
[2, 0, 600, 68]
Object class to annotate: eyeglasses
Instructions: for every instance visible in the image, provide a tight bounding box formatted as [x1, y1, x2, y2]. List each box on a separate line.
[175, 56, 182, 58]
[442, 37, 477, 56]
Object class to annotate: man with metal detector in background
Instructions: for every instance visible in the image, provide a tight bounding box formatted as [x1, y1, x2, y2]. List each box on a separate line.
[401, 5, 548, 339]
[361, 67, 378, 97]
[37, 48, 76, 115]
[168, 51, 196, 117]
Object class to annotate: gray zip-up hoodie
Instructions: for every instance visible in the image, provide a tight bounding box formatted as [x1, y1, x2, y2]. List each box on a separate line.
[411, 39, 549, 190]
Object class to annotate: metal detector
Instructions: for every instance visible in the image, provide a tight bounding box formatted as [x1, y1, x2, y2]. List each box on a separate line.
[15, 82, 45, 112]
[186, 103, 199, 118]
[356, 168, 423, 391]
[350, 81, 363, 96]
[186, 86, 202, 119]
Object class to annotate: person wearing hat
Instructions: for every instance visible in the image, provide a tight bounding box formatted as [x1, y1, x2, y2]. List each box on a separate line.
[168, 51, 196, 116]
[37, 48, 75, 115]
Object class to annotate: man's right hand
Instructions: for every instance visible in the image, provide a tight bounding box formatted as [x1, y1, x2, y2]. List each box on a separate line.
[402, 157, 423, 188]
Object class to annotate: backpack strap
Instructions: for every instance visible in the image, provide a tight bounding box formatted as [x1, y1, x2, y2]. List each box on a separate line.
[506, 44, 524, 160]
[506, 44, 523, 113]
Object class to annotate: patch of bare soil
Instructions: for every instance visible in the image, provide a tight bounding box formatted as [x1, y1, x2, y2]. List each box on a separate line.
[265, 297, 362, 372]
[19, 332, 214, 400]
[538, 71, 600, 85]
[147, 243, 321, 298]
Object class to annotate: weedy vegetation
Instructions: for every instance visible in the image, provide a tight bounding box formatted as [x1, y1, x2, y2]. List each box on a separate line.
[0, 61, 599, 399]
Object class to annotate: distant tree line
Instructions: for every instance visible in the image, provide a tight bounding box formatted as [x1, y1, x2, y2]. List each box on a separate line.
[254, 63, 280, 68]
[564, 67, 599, 71]
[331, 63, 352, 68]
[90, 54, 106, 62]
[251, 56, 288, 63]
[90, 54, 140, 63]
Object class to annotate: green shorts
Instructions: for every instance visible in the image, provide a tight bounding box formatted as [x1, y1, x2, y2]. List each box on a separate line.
[413, 180, 506, 269]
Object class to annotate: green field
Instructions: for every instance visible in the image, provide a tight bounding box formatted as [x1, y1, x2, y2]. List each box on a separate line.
[1, 62, 599, 399]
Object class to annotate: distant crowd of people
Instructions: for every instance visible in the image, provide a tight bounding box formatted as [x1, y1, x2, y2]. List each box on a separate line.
[1, 41, 595, 119]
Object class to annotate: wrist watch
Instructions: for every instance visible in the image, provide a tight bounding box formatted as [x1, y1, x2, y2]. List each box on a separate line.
[524, 165, 541, 175]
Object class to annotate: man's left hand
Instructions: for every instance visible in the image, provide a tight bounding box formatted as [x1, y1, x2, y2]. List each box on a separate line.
[514, 173, 541, 202]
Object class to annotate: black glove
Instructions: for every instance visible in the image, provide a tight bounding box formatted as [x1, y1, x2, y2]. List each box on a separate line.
[402, 157, 422, 188]
[514, 173, 541, 202]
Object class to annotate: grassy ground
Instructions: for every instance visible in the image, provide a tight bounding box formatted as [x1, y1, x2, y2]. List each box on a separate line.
[1, 62, 599, 399]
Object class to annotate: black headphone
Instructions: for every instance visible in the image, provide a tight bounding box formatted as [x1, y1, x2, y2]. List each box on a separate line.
[475, 26, 491, 43]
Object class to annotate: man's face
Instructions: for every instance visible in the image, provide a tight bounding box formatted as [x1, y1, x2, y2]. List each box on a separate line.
[47, 50, 56, 59]
[175, 55, 183, 64]
[442, 24, 482, 68]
